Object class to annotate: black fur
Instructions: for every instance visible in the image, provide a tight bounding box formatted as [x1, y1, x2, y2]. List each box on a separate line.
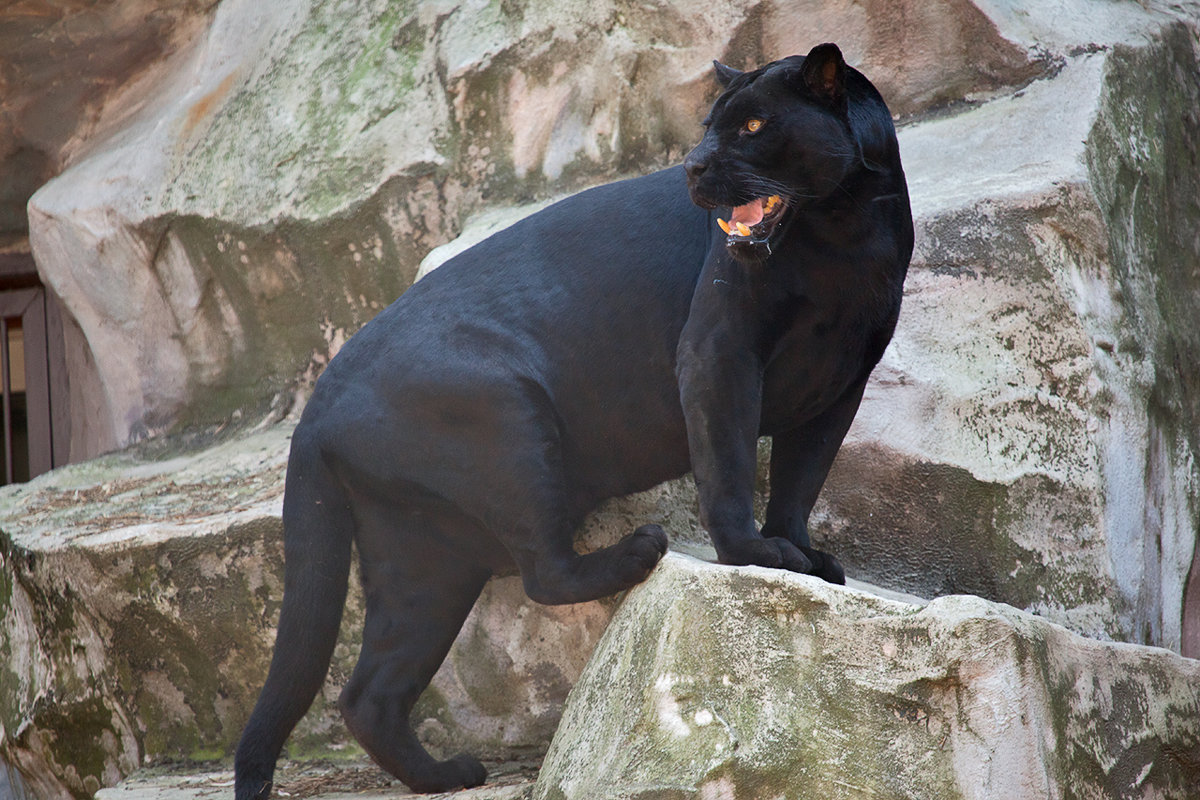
[235, 43, 912, 796]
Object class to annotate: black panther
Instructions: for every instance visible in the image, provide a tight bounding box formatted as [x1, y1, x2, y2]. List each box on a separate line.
[235, 43, 912, 796]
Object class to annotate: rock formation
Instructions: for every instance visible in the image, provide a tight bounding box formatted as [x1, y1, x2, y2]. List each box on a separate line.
[0, 0, 1198, 797]
[21, 0, 1086, 458]
[535, 552, 1200, 800]
[823, 17, 1200, 655]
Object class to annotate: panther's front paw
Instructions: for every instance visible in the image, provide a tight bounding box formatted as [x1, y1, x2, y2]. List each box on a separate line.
[718, 537, 813, 574]
[799, 545, 845, 585]
[616, 524, 669, 584]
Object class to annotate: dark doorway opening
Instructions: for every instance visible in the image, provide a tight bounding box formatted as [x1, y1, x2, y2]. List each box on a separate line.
[0, 251, 69, 485]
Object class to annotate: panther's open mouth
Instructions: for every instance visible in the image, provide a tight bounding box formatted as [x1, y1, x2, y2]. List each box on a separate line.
[717, 194, 786, 251]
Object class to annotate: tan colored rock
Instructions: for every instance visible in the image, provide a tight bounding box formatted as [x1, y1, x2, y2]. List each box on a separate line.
[0, 424, 655, 797]
[0, 0, 218, 239]
[534, 551, 1200, 800]
[21, 0, 1058, 458]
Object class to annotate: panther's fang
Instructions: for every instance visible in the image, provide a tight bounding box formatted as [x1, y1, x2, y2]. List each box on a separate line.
[717, 218, 731, 235]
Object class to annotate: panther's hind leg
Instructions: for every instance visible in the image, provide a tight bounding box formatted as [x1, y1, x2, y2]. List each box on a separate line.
[512, 519, 669, 606]
[482, 418, 670, 606]
[364, 376, 669, 608]
[338, 503, 492, 794]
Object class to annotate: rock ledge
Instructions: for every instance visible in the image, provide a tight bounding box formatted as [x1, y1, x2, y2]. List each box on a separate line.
[534, 552, 1200, 800]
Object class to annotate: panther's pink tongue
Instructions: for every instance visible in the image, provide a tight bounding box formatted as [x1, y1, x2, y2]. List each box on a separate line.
[717, 195, 781, 237]
[730, 199, 765, 228]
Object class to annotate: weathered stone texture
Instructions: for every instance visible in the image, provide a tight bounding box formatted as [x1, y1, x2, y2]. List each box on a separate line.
[534, 552, 1200, 800]
[2, 0, 1200, 798]
[22, 0, 1061, 458]
[0, 428, 292, 799]
[813, 19, 1200, 654]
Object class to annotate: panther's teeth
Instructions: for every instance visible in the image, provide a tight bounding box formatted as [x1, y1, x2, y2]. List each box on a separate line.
[765, 195, 781, 213]
[736, 222, 752, 237]
[717, 218, 731, 235]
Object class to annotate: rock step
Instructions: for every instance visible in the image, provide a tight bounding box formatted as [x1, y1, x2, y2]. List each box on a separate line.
[0, 421, 616, 798]
[533, 552, 1200, 800]
[95, 757, 537, 800]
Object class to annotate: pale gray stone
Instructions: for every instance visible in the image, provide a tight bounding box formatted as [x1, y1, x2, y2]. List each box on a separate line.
[20, 0, 1063, 458]
[534, 551, 1200, 800]
[2, 0, 1200, 797]
[817, 17, 1200, 655]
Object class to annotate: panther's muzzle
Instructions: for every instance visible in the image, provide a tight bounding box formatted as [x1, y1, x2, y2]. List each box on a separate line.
[716, 194, 787, 250]
[685, 155, 788, 256]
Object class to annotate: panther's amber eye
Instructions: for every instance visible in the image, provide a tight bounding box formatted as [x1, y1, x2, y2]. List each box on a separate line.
[743, 118, 764, 134]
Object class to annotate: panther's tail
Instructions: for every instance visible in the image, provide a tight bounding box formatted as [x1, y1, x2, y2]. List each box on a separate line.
[234, 430, 354, 800]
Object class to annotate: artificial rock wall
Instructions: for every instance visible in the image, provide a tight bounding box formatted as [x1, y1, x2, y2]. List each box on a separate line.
[20, 0, 1080, 456]
[1, 0, 1199, 797]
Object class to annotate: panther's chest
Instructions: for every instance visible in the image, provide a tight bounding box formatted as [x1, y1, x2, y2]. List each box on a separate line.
[758, 310, 869, 432]
[755, 262, 894, 433]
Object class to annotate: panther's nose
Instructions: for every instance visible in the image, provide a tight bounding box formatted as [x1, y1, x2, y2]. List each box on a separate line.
[684, 155, 707, 181]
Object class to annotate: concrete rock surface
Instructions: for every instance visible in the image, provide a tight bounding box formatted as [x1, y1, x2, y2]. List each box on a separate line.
[534, 551, 1200, 800]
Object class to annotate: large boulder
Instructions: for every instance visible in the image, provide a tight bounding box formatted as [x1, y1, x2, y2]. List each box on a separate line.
[3, 0, 1200, 796]
[534, 551, 1200, 800]
[23, 0, 1054, 458]
[815, 14, 1200, 654]
[0, 426, 295, 800]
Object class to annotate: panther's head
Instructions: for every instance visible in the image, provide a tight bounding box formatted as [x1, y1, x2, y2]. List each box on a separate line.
[684, 43, 859, 262]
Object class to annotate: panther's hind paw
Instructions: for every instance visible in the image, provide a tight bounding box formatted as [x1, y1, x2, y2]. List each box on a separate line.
[448, 753, 488, 789]
[616, 524, 669, 584]
[234, 778, 272, 800]
[405, 754, 487, 793]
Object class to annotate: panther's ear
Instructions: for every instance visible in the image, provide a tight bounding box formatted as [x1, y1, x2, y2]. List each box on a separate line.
[798, 43, 847, 109]
[713, 61, 742, 88]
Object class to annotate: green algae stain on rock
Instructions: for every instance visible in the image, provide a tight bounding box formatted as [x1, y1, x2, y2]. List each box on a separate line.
[112, 602, 225, 756]
[98, 521, 328, 764]
[166, 0, 445, 223]
[1083, 21, 1200, 650]
[30, 698, 127, 799]
[143, 207, 423, 428]
[0, 548, 42, 745]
